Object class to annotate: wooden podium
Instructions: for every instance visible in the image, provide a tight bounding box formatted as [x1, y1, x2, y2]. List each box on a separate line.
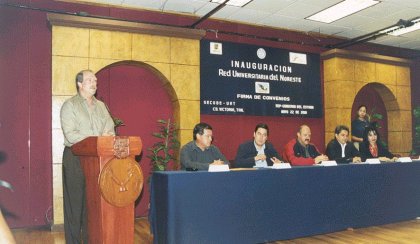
[72, 136, 143, 244]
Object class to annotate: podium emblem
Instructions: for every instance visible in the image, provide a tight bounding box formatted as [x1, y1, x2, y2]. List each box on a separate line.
[113, 136, 130, 159]
[99, 157, 143, 207]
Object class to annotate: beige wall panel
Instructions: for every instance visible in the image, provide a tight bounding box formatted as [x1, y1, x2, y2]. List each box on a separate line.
[324, 80, 354, 109]
[336, 108, 352, 128]
[388, 131, 403, 152]
[333, 58, 355, 81]
[179, 129, 194, 147]
[52, 128, 65, 165]
[323, 58, 337, 82]
[354, 81, 368, 95]
[170, 37, 200, 65]
[396, 86, 412, 110]
[325, 108, 338, 133]
[355, 60, 376, 82]
[53, 196, 64, 224]
[53, 164, 63, 198]
[52, 56, 88, 95]
[178, 99, 200, 130]
[111, 31, 132, 60]
[133, 34, 171, 63]
[170, 64, 200, 100]
[90, 30, 132, 60]
[164, 83, 179, 103]
[172, 99, 181, 126]
[325, 132, 334, 147]
[52, 96, 68, 129]
[382, 84, 397, 102]
[396, 66, 411, 86]
[324, 82, 336, 109]
[52, 26, 89, 57]
[401, 131, 413, 155]
[376, 63, 396, 86]
[89, 30, 112, 58]
[387, 111, 401, 132]
[336, 80, 356, 109]
[89, 58, 120, 73]
[400, 110, 413, 132]
[146, 62, 171, 84]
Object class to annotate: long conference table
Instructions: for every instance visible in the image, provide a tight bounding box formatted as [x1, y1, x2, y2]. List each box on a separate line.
[149, 162, 420, 244]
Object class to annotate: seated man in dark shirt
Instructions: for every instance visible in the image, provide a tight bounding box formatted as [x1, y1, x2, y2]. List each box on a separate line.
[283, 124, 328, 166]
[326, 125, 361, 164]
[234, 123, 283, 168]
[180, 122, 228, 170]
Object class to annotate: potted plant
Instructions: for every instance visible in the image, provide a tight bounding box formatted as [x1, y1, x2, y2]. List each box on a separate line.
[147, 119, 180, 172]
[112, 116, 125, 136]
[412, 106, 420, 155]
[0, 179, 16, 244]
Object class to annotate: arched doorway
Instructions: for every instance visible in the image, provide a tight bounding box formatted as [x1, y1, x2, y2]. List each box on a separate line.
[322, 49, 412, 156]
[96, 62, 176, 216]
[352, 83, 388, 143]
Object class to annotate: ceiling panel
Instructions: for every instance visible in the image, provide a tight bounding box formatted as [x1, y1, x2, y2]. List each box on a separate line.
[74, 0, 420, 51]
[271, 2, 326, 19]
[225, 8, 272, 23]
[245, 0, 296, 14]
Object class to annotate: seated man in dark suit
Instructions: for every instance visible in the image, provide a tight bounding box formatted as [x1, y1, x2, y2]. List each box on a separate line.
[234, 123, 283, 168]
[326, 125, 361, 164]
[283, 124, 328, 166]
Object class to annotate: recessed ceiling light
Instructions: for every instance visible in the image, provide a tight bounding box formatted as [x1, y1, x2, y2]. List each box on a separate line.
[306, 0, 380, 24]
[210, 0, 253, 7]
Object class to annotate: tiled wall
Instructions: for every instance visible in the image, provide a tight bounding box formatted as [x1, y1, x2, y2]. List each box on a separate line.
[323, 56, 412, 156]
[51, 25, 201, 225]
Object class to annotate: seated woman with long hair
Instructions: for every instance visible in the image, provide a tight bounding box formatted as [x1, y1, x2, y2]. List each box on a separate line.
[359, 126, 398, 162]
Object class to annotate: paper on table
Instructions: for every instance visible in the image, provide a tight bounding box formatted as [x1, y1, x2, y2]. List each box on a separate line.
[319, 160, 337, 166]
[270, 163, 292, 169]
[396, 157, 412, 163]
[366, 158, 381, 164]
[208, 164, 230, 172]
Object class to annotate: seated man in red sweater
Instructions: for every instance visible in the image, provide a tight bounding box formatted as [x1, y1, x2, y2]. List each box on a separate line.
[283, 124, 328, 166]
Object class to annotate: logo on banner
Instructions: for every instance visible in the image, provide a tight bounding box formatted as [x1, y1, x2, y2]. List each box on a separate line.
[255, 81, 270, 94]
[289, 52, 307, 65]
[210, 42, 223, 55]
[257, 48, 266, 59]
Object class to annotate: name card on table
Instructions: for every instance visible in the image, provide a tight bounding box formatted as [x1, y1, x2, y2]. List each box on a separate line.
[319, 160, 337, 166]
[208, 164, 230, 172]
[397, 157, 412, 163]
[366, 158, 381, 164]
[271, 163, 292, 169]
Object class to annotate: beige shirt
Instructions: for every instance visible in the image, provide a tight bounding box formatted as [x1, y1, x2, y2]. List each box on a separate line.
[60, 94, 115, 147]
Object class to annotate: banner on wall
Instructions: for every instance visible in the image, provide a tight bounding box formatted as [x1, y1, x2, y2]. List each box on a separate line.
[200, 40, 322, 117]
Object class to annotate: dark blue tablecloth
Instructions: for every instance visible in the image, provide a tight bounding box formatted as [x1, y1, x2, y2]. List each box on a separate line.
[149, 163, 420, 244]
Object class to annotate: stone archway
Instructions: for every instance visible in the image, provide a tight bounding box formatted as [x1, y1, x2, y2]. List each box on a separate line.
[95, 62, 176, 216]
[322, 49, 412, 156]
[352, 83, 389, 142]
[49, 14, 205, 228]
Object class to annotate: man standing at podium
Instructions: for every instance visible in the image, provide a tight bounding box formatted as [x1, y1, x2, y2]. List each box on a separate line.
[60, 70, 115, 244]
